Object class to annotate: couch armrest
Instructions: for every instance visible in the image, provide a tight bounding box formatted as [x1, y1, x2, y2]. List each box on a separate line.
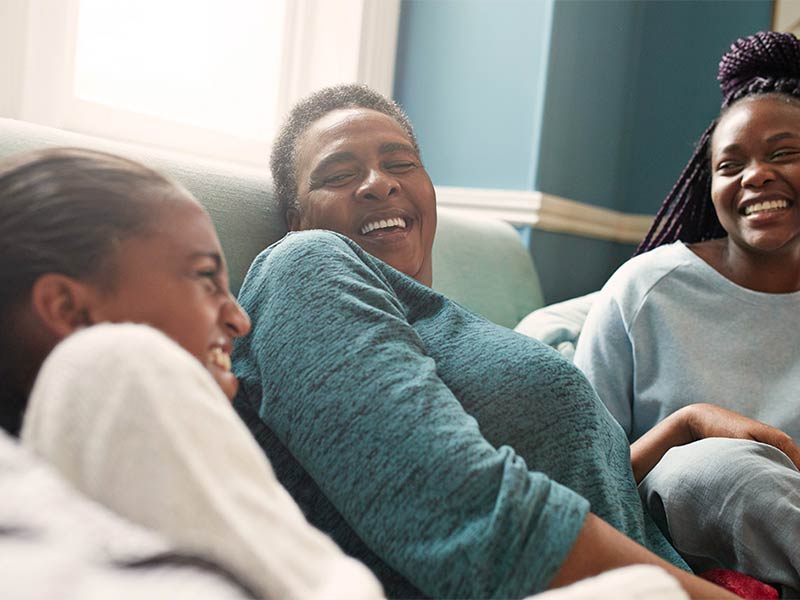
[432, 208, 544, 328]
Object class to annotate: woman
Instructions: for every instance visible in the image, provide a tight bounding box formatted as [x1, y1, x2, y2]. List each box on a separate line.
[233, 84, 754, 599]
[2, 147, 384, 600]
[574, 31, 800, 594]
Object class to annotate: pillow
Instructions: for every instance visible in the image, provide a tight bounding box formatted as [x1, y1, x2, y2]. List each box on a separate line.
[514, 292, 598, 360]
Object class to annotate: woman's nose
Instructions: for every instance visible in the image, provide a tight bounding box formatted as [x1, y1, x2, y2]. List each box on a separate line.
[356, 168, 398, 202]
[223, 297, 251, 338]
[741, 160, 775, 188]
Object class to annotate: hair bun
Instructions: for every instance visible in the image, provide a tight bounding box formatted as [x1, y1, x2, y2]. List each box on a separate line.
[718, 31, 800, 105]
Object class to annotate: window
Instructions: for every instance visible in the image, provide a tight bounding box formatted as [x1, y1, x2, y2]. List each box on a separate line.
[3, 0, 400, 166]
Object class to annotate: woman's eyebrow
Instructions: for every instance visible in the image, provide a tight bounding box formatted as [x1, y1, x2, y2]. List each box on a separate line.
[308, 152, 357, 184]
[766, 131, 800, 142]
[715, 143, 741, 155]
[379, 142, 418, 156]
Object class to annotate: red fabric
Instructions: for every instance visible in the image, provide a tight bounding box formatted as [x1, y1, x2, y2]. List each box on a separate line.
[700, 569, 778, 599]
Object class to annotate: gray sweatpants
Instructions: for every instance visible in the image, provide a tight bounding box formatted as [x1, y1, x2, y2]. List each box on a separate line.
[640, 437, 800, 596]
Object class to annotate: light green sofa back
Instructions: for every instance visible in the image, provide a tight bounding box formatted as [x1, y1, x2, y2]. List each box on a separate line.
[0, 118, 544, 328]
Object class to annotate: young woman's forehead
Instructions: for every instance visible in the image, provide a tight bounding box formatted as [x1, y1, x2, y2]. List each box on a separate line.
[713, 97, 800, 148]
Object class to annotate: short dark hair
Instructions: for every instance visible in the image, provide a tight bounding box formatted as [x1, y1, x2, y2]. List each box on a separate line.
[270, 83, 419, 226]
[0, 147, 190, 434]
[637, 31, 800, 254]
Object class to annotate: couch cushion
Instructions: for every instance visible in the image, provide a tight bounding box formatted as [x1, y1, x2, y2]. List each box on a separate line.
[0, 118, 283, 294]
[433, 209, 544, 328]
[514, 292, 598, 359]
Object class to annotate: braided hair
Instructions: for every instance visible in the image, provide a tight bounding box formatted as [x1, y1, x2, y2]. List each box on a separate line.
[636, 31, 800, 254]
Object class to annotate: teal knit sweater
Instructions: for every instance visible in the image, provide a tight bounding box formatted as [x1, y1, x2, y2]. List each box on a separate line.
[233, 231, 685, 599]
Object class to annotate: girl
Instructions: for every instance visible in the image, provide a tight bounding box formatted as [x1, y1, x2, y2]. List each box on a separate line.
[0, 147, 383, 600]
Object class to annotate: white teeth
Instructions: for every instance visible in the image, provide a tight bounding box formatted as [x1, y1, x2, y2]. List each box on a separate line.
[360, 217, 407, 235]
[744, 199, 789, 216]
[209, 348, 231, 371]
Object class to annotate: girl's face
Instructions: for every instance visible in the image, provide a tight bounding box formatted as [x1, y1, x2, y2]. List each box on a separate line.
[710, 96, 800, 256]
[89, 200, 250, 395]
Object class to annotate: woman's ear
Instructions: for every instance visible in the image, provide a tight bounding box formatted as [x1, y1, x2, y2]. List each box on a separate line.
[29, 274, 96, 339]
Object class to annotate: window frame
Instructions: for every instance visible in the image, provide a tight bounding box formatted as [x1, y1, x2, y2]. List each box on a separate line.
[2, 0, 400, 166]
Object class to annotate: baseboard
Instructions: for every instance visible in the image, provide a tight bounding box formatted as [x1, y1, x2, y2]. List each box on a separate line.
[435, 186, 653, 245]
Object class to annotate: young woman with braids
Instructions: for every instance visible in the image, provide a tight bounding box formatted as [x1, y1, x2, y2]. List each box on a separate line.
[575, 31, 800, 594]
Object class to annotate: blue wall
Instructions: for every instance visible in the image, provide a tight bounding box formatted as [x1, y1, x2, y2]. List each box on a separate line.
[394, 0, 773, 302]
[619, 1, 773, 214]
[394, 0, 553, 189]
[535, 0, 640, 208]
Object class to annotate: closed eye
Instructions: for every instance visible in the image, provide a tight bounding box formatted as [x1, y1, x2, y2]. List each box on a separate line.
[385, 161, 418, 174]
[197, 270, 223, 294]
[324, 171, 357, 187]
[770, 148, 800, 160]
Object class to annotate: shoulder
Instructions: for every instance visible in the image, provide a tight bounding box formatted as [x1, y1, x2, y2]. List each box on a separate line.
[30, 324, 206, 397]
[583, 243, 692, 331]
[602, 243, 692, 305]
[240, 231, 383, 296]
[50, 323, 190, 367]
[263, 230, 364, 268]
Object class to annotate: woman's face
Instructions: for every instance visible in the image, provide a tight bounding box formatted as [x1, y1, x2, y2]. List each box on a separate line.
[89, 200, 250, 394]
[710, 96, 800, 256]
[291, 108, 437, 285]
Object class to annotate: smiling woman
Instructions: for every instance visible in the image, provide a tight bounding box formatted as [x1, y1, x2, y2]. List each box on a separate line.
[289, 107, 437, 285]
[574, 31, 800, 595]
[0, 147, 250, 423]
[232, 84, 740, 600]
[700, 95, 800, 286]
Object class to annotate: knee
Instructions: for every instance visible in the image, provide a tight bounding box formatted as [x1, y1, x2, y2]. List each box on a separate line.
[644, 438, 795, 493]
[641, 437, 800, 523]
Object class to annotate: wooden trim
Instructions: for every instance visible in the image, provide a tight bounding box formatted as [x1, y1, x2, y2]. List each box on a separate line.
[773, 0, 800, 35]
[357, 0, 401, 96]
[435, 186, 653, 244]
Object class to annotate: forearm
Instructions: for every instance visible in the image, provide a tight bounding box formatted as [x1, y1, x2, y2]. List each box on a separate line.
[631, 403, 800, 483]
[550, 514, 737, 599]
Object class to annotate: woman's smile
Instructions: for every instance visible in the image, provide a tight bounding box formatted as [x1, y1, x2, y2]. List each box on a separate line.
[291, 108, 437, 285]
[710, 96, 800, 256]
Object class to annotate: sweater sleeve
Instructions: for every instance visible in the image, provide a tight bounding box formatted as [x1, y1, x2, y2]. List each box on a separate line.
[235, 231, 590, 599]
[21, 323, 384, 600]
[574, 290, 635, 439]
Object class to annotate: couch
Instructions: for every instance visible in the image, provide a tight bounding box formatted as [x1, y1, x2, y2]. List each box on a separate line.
[0, 117, 545, 330]
[0, 117, 695, 599]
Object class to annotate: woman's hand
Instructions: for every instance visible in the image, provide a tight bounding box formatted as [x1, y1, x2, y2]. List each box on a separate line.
[631, 403, 800, 483]
[681, 403, 800, 468]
